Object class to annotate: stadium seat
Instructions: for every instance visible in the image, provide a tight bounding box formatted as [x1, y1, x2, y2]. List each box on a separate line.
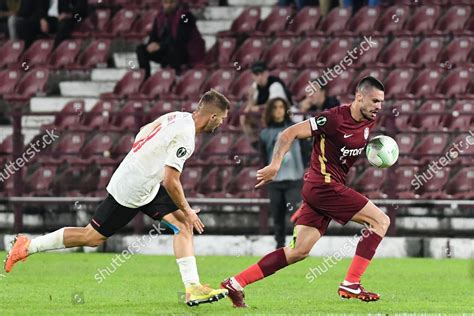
[42, 99, 85, 130]
[418, 167, 451, 199]
[436, 68, 471, 97]
[124, 10, 158, 39]
[449, 134, 474, 166]
[132, 69, 175, 100]
[411, 100, 446, 131]
[171, 68, 208, 100]
[111, 133, 135, 158]
[270, 68, 296, 87]
[148, 100, 177, 120]
[198, 166, 234, 197]
[80, 165, 115, 196]
[26, 166, 57, 196]
[258, 7, 292, 35]
[111, 100, 146, 129]
[53, 132, 86, 157]
[353, 168, 387, 198]
[230, 135, 259, 165]
[201, 69, 235, 95]
[284, 6, 320, 36]
[48, 40, 82, 69]
[395, 133, 417, 164]
[326, 69, 356, 97]
[231, 37, 265, 68]
[352, 37, 384, 68]
[4, 67, 49, 101]
[315, 7, 351, 35]
[228, 70, 254, 101]
[181, 167, 203, 196]
[80, 100, 117, 131]
[98, 8, 138, 37]
[227, 167, 260, 198]
[0, 134, 18, 154]
[216, 38, 236, 67]
[20, 39, 54, 67]
[397, 5, 441, 35]
[72, 39, 111, 69]
[405, 37, 443, 67]
[0, 40, 24, 68]
[72, 9, 111, 38]
[180, 100, 199, 112]
[316, 38, 354, 67]
[344, 7, 380, 35]
[407, 68, 443, 98]
[383, 68, 415, 98]
[445, 167, 474, 199]
[81, 132, 115, 161]
[413, 133, 449, 164]
[349, 69, 387, 92]
[376, 37, 414, 67]
[290, 69, 322, 101]
[0, 69, 21, 95]
[393, 166, 419, 198]
[200, 133, 235, 163]
[444, 100, 473, 130]
[288, 38, 324, 68]
[263, 38, 294, 69]
[219, 7, 260, 36]
[53, 164, 84, 195]
[374, 5, 409, 35]
[101, 70, 145, 99]
[434, 5, 471, 34]
[437, 37, 472, 66]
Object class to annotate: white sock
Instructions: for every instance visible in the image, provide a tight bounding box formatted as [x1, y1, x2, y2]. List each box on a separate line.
[176, 256, 200, 287]
[342, 280, 357, 286]
[230, 277, 243, 291]
[28, 228, 66, 254]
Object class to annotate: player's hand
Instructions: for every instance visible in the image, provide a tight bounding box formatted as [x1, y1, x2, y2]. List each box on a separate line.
[184, 208, 205, 234]
[147, 42, 160, 53]
[255, 164, 279, 188]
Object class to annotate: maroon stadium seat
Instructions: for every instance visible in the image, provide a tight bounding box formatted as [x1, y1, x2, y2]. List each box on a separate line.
[376, 37, 414, 67]
[258, 7, 292, 35]
[434, 5, 471, 34]
[408, 68, 443, 98]
[411, 100, 446, 131]
[0, 40, 24, 68]
[437, 37, 472, 66]
[180, 100, 199, 112]
[111, 100, 146, 129]
[200, 133, 235, 163]
[133, 68, 175, 100]
[220, 7, 260, 36]
[353, 168, 387, 199]
[349, 69, 387, 93]
[111, 133, 135, 158]
[326, 69, 356, 97]
[73, 39, 111, 69]
[43, 99, 85, 130]
[395, 133, 417, 162]
[99, 8, 138, 37]
[0, 134, 17, 154]
[172, 68, 208, 100]
[231, 37, 265, 68]
[26, 166, 57, 196]
[125, 10, 158, 39]
[202, 69, 235, 95]
[288, 38, 324, 68]
[216, 37, 236, 67]
[0, 69, 21, 95]
[444, 100, 473, 130]
[374, 5, 409, 35]
[284, 6, 320, 36]
[20, 39, 54, 67]
[81, 132, 115, 160]
[48, 40, 82, 69]
[405, 37, 443, 67]
[316, 7, 351, 35]
[80, 165, 115, 196]
[198, 166, 233, 197]
[290, 69, 322, 101]
[344, 6, 380, 35]
[398, 5, 441, 35]
[317, 38, 354, 67]
[54, 132, 86, 156]
[419, 167, 451, 199]
[384, 68, 415, 98]
[227, 167, 260, 198]
[270, 68, 296, 87]
[4, 67, 49, 101]
[263, 38, 294, 69]
[393, 166, 419, 198]
[436, 68, 471, 97]
[352, 37, 384, 68]
[53, 164, 84, 195]
[445, 167, 474, 199]
[72, 9, 111, 38]
[413, 133, 449, 164]
[181, 167, 203, 196]
[149, 100, 177, 119]
[229, 70, 254, 101]
[101, 70, 145, 99]
[80, 99, 117, 131]
[449, 134, 474, 166]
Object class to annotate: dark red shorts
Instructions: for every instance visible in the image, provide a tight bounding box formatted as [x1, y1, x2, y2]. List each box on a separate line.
[294, 181, 369, 236]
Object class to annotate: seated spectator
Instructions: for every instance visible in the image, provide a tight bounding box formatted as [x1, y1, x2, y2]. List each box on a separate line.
[10, 0, 48, 47]
[136, 0, 205, 78]
[0, 0, 19, 38]
[50, 0, 88, 48]
[291, 81, 340, 122]
[241, 61, 293, 145]
[259, 97, 304, 248]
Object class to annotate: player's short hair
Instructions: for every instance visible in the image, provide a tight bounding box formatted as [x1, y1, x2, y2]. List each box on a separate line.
[356, 76, 384, 94]
[197, 89, 231, 113]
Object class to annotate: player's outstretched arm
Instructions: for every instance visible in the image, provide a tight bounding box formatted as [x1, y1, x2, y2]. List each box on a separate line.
[255, 120, 312, 188]
[163, 165, 205, 234]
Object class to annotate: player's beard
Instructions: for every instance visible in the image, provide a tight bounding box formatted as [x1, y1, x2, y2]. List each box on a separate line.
[361, 107, 374, 121]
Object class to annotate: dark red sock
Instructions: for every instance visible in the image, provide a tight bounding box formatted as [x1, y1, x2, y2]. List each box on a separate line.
[235, 248, 288, 287]
[345, 232, 383, 283]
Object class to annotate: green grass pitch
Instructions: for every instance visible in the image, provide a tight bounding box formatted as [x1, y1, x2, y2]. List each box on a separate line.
[0, 252, 472, 315]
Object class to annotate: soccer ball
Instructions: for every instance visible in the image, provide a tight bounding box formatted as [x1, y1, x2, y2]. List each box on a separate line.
[366, 135, 399, 168]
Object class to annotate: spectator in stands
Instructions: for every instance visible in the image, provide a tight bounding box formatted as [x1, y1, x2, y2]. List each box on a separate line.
[136, 0, 205, 78]
[50, 0, 88, 48]
[291, 81, 340, 122]
[260, 97, 304, 249]
[241, 61, 293, 145]
[9, 0, 48, 47]
[0, 0, 19, 37]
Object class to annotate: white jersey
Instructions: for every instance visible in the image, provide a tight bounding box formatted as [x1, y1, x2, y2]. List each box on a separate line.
[107, 112, 195, 208]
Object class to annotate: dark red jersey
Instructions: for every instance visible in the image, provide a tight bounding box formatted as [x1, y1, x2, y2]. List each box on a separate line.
[305, 104, 375, 185]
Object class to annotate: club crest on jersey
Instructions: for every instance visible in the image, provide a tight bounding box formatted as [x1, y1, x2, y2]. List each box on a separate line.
[316, 116, 327, 126]
[176, 147, 187, 158]
[364, 127, 369, 140]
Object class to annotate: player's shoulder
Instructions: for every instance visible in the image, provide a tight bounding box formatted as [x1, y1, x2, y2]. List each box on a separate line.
[168, 112, 195, 135]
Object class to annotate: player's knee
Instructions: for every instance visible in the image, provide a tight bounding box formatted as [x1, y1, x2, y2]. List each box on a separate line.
[376, 213, 390, 234]
[287, 247, 310, 263]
